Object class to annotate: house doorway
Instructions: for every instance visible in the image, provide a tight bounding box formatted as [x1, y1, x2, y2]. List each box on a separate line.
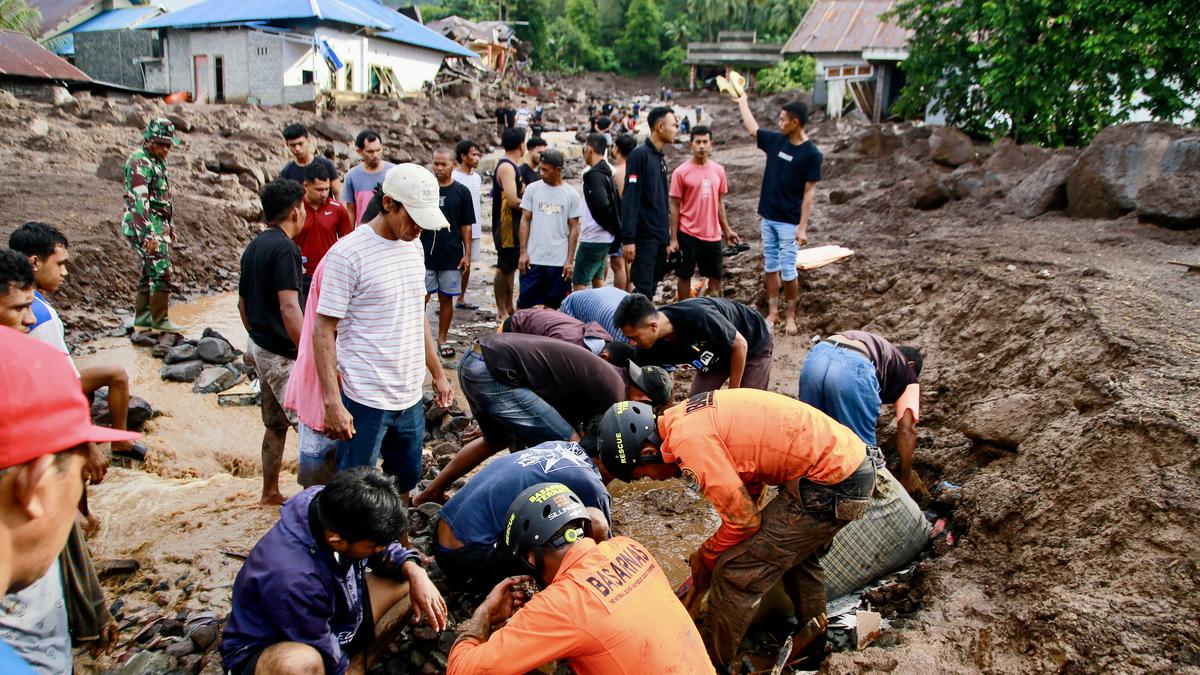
[214, 56, 225, 102]
[193, 55, 208, 102]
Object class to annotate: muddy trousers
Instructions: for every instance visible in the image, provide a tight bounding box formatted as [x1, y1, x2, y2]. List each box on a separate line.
[703, 459, 875, 668]
[125, 232, 174, 293]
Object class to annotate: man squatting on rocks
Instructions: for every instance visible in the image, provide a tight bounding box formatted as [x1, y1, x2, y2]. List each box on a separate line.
[238, 180, 306, 506]
[737, 92, 823, 335]
[597, 390, 875, 669]
[314, 164, 455, 500]
[412, 333, 672, 505]
[122, 117, 186, 333]
[0, 328, 141, 674]
[616, 292, 773, 395]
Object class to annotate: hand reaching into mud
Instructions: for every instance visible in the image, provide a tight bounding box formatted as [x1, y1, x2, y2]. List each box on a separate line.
[481, 575, 534, 627]
[90, 620, 119, 657]
[406, 563, 449, 631]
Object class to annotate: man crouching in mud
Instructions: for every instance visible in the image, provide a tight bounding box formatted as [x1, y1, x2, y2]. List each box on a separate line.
[220, 468, 446, 674]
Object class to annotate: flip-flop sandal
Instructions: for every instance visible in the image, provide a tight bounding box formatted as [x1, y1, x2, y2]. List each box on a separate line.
[438, 343, 456, 358]
[455, 302, 480, 310]
[723, 242, 751, 257]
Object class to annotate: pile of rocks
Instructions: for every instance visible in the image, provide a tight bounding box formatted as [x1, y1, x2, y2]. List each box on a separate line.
[131, 328, 252, 395]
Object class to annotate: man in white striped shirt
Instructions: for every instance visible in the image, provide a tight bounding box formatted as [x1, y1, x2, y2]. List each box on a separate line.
[313, 164, 455, 496]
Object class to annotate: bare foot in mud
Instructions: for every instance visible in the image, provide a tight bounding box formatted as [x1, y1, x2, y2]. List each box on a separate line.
[258, 493, 286, 507]
[783, 318, 799, 336]
[765, 313, 778, 332]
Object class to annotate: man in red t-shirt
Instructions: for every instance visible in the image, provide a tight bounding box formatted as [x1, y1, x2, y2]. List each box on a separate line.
[668, 127, 738, 301]
[293, 161, 352, 307]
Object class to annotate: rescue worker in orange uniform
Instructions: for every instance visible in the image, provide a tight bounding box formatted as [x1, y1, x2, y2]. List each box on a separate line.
[447, 482, 713, 675]
[596, 389, 876, 669]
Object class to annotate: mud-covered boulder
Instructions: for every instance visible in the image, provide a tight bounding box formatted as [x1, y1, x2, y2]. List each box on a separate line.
[164, 342, 199, 364]
[929, 126, 976, 167]
[91, 388, 156, 430]
[856, 127, 904, 158]
[197, 336, 235, 364]
[1136, 172, 1200, 229]
[1008, 152, 1079, 218]
[1066, 123, 1197, 219]
[96, 153, 126, 183]
[959, 392, 1056, 450]
[983, 137, 1050, 176]
[160, 360, 203, 383]
[910, 173, 951, 210]
[314, 117, 355, 143]
[193, 365, 242, 394]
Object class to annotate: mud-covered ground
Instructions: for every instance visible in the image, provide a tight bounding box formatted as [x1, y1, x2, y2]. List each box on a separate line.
[2, 75, 1198, 674]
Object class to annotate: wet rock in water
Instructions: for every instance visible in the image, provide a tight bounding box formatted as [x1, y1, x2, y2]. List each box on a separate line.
[929, 126, 977, 167]
[201, 327, 237, 347]
[92, 389, 156, 430]
[193, 365, 241, 394]
[151, 343, 171, 359]
[197, 337, 235, 364]
[130, 332, 157, 347]
[161, 360, 204, 383]
[165, 343, 200, 364]
[120, 650, 175, 675]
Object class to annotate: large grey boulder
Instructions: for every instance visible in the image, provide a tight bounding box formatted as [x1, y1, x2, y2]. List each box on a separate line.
[1008, 151, 1079, 218]
[193, 365, 242, 394]
[314, 117, 355, 142]
[1136, 172, 1200, 229]
[160, 360, 203, 383]
[929, 126, 976, 167]
[164, 343, 199, 364]
[1066, 123, 1196, 219]
[197, 337, 235, 364]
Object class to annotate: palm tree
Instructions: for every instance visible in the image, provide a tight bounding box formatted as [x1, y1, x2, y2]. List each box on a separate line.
[0, 0, 42, 38]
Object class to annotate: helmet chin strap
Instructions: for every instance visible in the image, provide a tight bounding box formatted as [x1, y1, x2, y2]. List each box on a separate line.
[520, 525, 587, 584]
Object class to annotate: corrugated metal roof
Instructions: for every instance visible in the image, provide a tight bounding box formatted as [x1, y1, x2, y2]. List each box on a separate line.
[71, 7, 162, 32]
[0, 29, 91, 82]
[27, 0, 94, 36]
[782, 0, 910, 55]
[141, 0, 476, 57]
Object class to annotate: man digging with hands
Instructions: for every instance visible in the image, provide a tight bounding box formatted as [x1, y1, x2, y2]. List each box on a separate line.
[313, 164, 454, 498]
[220, 468, 447, 675]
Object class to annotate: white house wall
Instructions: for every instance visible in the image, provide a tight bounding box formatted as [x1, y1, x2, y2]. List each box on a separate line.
[314, 27, 445, 94]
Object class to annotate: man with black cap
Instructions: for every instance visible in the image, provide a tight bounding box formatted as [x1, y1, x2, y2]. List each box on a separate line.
[0, 329, 140, 672]
[595, 390, 875, 669]
[413, 333, 671, 506]
[447, 483, 713, 674]
[518, 148, 580, 310]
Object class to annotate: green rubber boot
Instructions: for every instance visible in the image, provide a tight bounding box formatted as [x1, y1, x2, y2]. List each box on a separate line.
[148, 290, 187, 334]
[133, 290, 153, 330]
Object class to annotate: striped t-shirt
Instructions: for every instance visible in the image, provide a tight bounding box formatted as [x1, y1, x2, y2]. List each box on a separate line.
[559, 286, 630, 343]
[316, 225, 426, 411]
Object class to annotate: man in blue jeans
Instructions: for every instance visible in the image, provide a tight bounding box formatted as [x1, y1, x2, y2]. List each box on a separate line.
[314, 164, 455, 499]
[413, 333, 671, 505]
[798, 331, 923, 494]
[735, 92, 822, 335]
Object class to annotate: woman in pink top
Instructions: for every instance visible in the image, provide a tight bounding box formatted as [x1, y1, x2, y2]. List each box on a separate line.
[284, 261, 339, 486]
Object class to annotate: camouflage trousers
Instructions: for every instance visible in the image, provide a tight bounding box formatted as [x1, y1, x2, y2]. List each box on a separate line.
[125, 231, 174, 293]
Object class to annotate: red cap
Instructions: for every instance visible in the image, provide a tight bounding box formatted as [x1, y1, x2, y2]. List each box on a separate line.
[0, 327, 139, 470]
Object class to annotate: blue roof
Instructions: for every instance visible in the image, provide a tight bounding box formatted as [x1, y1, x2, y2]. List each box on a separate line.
[48, 7, 163, 56]
[141, 0, 476, 58]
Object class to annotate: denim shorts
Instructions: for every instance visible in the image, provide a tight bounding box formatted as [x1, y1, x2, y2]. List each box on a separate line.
[761, 217, 799, 281]
[458, 348, 576, 447]
[297, 422, 337, 487]
[425, 269, 462, 297]
[798, 341, 882, 446]
[336, 395, 425, 491]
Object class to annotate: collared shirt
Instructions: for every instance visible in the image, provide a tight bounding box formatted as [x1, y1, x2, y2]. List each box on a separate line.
[295, 197, 353, 276]
[447, 537, 713, 675]
[619, 139, 670, 245]
[658, 389, 866, 568]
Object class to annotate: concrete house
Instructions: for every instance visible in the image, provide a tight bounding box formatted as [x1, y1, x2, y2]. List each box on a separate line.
[782, 0, 910, 122]
[138, 0, 477, 105]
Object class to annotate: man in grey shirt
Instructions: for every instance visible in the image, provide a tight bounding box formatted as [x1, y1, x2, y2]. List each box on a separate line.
[517, 149, 581, 309]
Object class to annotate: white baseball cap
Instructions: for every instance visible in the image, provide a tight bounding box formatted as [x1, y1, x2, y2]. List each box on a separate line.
[381, 163, 450, 231]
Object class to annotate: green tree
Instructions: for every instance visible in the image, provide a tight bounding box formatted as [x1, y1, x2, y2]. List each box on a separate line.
[616, 0, 664, 72]
[566, 0, 600, 43]
[511, 0, 550, 67]
[595, 0, 628, 46]
[756, 56, 815, 94]
[891, 0, 1200, 146]
[659, 45, 690, 85]
[1, 0, 41, 38]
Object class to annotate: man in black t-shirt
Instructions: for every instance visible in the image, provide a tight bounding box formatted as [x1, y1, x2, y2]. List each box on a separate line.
[423, 148, 475, 358]
[735, 94, 822, 337]
[494, 99, 514, 135]
[413, 333, 672, 505]
[614, 293, 773, 396]
[279, 123, 342, 206]
[238, 180, 305, 506]
[620, 107, 677, 299]
[520, 136, 547, 188]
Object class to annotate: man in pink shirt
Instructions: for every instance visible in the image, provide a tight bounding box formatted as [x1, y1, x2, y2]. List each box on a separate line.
[667, 126, 739, 302]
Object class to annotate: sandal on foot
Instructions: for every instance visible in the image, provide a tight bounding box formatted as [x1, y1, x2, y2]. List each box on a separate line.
[455, 302, 480, 310]
[113, 442, 148, 462]
[438, 343, 456, 358]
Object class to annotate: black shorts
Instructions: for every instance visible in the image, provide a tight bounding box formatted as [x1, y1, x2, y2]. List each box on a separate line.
[434, 542, 510, 593]
[677, 232, 723, 279]
[230, 585, 374, 675]
[494, 246, 519, 272]
[517, 264, 569, 309]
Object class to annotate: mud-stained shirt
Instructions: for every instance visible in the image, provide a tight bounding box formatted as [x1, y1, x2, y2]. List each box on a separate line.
[448, 537, 713, 675]
[658, 389, 866, 569]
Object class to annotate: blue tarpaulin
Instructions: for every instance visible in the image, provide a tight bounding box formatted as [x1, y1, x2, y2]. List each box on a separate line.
[319, 39, 343, 70]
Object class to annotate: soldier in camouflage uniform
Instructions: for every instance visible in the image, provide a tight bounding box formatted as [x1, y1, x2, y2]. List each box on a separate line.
[123, 117, 186, 333]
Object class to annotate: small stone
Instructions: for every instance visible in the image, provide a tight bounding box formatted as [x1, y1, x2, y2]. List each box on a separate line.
[193, 366, 241, 394]
[151, 344, 170, 359]
[130, 332, 157, 347]
[165, 636, 196, 657]
[1006, 264, 1017, 272]
[187, 624, 218, 651]
[829, 188, 863, 205]
[29, 117, 50, 138]
[413, 626, 439, 641]
[165, 343, 199, 364]
[178, 654, 202, 674]
[120, 650, 175, 674]
[1036, 269, 1055, 280]
[197, 337, 235, 364]
[161, 618, 185, 636]
[870, 278, 894, 294]
[161, 360, 204, 383]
